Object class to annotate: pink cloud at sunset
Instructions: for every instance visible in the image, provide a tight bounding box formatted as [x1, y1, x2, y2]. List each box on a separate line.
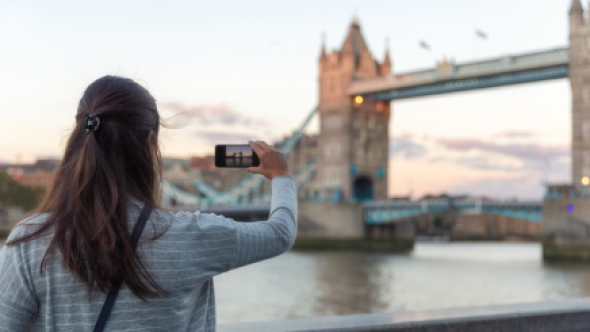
[436, 138, 569, 160]
[387, 132, 570, 199]
[162, 102, 263, 126]
[493, 131, 537, 138]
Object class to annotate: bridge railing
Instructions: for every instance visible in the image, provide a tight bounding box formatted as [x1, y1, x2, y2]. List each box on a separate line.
[363, 198, 543, 208]
[363, 199, 544, 224]
[545, 189, 590, 199]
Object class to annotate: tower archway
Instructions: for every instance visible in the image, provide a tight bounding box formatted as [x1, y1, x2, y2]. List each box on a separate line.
[353, 177, 373, 201]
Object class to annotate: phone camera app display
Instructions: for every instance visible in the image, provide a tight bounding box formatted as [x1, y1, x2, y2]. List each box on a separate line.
[225, 145, 253, 167]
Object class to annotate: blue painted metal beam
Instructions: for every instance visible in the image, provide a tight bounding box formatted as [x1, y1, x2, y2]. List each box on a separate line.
[363, 200, 544, 224]
[365, 65, 568, 101]
[365, 206, 446, 225]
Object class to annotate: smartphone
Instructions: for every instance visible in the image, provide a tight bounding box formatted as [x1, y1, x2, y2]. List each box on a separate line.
[215, 144, 260, 168]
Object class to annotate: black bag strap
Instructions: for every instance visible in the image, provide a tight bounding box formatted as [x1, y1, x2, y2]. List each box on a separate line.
[93, 204, 153, 332]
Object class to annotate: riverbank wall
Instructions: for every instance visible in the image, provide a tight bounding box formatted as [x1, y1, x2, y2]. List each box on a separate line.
[295, 201, 415, 251]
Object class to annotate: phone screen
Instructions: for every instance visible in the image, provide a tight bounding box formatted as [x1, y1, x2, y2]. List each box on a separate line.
[215, 145, 260, 168]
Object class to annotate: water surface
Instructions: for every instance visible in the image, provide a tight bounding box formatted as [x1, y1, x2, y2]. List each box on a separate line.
[214, 242, 590, 323]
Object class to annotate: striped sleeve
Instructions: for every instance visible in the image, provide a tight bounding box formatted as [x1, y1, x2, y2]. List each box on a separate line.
[231, 176, 298, 270]
[0, 228, 38, 331]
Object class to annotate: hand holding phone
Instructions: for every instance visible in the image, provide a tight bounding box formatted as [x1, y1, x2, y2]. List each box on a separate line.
[215, 145, 260, 168]
[247, 141, 291, 180]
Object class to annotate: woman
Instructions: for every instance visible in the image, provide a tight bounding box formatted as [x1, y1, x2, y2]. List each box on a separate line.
[0, 76, 297, 331]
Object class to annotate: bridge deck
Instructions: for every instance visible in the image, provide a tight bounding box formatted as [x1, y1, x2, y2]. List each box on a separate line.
[349, 47, 568, 100]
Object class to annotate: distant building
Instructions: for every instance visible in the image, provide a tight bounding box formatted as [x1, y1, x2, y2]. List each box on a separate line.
[19, 172, 55, 188]
[0, 159, 60, 189]
[189, 156, 215, 170]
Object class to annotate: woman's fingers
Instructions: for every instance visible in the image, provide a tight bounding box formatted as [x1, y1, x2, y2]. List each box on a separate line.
[247, 140, 290, 179]
[256, 141, 273, 153]
[249, 141, 264, 156]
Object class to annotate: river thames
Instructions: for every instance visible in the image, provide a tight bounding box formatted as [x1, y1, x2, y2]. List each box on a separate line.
[214, 242, 590, 324]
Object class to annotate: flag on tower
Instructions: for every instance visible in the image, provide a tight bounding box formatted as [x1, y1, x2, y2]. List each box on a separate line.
[476, 29, 488, 40]
[419, 40, 430, 50]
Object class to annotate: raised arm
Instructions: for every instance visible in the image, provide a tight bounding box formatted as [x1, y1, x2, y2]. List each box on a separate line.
[230, 141, 297, 269]
[231, 176, 297, 269]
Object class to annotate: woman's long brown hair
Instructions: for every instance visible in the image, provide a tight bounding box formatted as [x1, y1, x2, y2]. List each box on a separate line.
[8, 76, 166, 299]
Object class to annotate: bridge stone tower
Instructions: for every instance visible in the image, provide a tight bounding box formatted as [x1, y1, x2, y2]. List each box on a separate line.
[569, 0, 590, 191]
[316, 18, 391, 202]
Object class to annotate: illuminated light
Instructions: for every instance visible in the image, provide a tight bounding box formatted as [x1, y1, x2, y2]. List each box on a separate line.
[355, 95, 363, 104]
[582, 176, 590, 186]
[567, 204, 574, 212]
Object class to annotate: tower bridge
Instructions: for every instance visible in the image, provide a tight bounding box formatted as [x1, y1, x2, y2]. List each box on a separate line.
[162, 0, 590, 245]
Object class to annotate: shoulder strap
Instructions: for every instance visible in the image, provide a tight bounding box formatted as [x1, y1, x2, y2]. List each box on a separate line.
[93, 204, 153, 332]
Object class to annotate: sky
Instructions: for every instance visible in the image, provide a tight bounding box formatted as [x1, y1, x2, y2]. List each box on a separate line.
[0, 0, 574, 200]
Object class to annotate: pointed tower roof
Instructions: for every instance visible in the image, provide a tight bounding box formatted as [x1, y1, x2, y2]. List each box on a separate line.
[383, 38, 391, 65]
[320, 32, 327, 59]
[570, 0, 583, 14]
[340, 16, 369, 56]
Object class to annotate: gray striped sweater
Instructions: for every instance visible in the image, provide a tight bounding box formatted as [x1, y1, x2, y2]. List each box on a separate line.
[0, 176, 297, 331]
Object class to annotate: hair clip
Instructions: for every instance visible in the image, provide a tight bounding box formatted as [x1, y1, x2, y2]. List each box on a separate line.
[85, 114, 101, 133]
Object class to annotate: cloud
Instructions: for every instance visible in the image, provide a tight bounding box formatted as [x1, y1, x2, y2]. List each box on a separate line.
[194, 131, 260, 144]
[454, 156, 566, 172]
[162, 102, 260, 126]
[452, 156, 520, 171]
[446, 175, 545, 200]
[493, 130, 536, 138]
[389, 134, 428, 159]
[437, 138, 569, 160]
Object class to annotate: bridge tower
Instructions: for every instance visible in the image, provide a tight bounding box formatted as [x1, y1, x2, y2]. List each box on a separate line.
[316, 17, 391, 202]
[569, 0, 590, 191]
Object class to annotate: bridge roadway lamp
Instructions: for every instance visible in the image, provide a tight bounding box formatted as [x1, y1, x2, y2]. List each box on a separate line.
[583, 176, 590, 186]
[354, 95, 363, 104]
